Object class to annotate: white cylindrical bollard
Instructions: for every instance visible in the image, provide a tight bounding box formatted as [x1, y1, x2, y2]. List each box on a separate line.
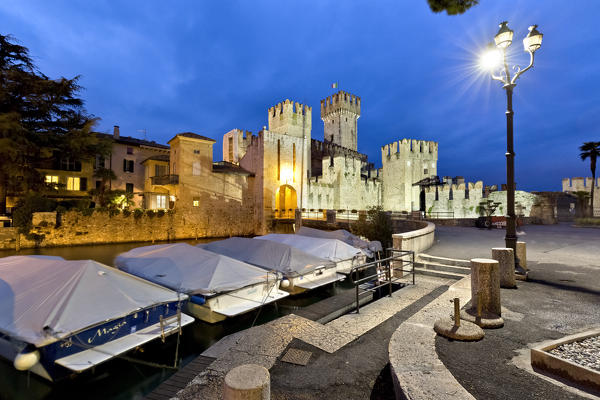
[223, 364, 270, 400]
[516, 241, 527, 271]
[491, 248, 517, 288]
[470, 258, 501, 316]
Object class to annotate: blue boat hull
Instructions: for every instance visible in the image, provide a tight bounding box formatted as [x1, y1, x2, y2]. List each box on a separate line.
[0, 299, 186, 382]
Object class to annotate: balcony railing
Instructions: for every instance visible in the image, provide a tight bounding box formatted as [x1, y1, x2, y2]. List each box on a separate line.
[151, 175, 179, 185]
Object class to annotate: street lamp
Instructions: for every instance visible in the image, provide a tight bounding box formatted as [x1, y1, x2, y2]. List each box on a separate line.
[481, 21, 543, 276]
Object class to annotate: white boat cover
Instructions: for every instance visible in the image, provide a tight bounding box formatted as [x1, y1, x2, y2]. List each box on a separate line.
[255, 234, 362, 262]
[0, 256, 183, 347]
[115, 243, 276, 296]
[200, 237, 334, 276]
[296, 226, 383, 254]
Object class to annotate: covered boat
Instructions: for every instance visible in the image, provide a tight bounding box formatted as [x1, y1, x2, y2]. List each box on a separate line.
[295, 226, 383, 257]
[200, 237, 343, 294]
[0, 256, 193, 382]
[115, 243, 289, 323]
[255, 233, 366, 274]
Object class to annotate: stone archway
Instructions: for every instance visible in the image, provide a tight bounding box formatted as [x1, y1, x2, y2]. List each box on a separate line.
[275, 185, 297, 218]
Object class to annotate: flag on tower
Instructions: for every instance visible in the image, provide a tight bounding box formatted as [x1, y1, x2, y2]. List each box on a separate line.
[331, 82, 338, 89]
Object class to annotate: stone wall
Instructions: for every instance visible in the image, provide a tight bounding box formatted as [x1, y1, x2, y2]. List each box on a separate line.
[426, 184, 538, 219]
[2, 205, 256, 250]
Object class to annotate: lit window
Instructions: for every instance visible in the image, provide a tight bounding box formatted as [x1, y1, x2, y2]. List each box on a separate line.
[67, 177, 80, 191]
[156, 195, 167, 209]
[193, 197, 200, 207]
[193, 161, 201, 176]
[45, 175, 58, 189]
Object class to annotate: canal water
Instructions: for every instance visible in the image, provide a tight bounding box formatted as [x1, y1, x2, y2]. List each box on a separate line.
[0, 240, 355, 400]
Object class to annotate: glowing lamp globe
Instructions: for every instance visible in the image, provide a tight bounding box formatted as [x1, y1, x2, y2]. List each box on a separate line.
[523, 25, 543, 52]
[494, 21, 514, 49]
[480, 44, 502, 70]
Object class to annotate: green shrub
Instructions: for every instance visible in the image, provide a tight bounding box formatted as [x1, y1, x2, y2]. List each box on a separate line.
[81, 208, 94, 216]
[146, 210, 156, 218]
[351, 206, 393, 249]
[133, 208, 144, 219]
[109, 208, 120, 217]
[12, 193, 57, 234]
[575, 217, 600, 226]
[157, 210, 165, 217]
[122, 209, 132, 217]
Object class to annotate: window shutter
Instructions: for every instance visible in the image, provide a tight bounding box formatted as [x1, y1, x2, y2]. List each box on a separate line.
[80, 178, 87, 191]
[129, 160, 134, 172]
[123, 159, 127, 172]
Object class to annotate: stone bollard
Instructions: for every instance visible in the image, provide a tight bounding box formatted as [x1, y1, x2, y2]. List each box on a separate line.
[470, 258, 501, 316]
[223, 364, 270, 400]
[491, 248, 517, 288]
[516, 241, 527, 271]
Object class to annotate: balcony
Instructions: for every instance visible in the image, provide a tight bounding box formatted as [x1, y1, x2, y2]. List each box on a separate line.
[151, 175, 179, 185]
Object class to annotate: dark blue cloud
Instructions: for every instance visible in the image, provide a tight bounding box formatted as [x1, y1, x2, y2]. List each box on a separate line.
[2, 0, 599, 191]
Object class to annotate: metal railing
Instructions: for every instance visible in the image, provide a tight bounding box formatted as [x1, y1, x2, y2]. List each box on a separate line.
[427, 211, 455, 219]
[349, 249, 415, 313]
[151, 175, 179, 185]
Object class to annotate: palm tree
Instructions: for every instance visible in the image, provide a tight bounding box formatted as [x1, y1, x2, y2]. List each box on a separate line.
[580, 141, 600, 217]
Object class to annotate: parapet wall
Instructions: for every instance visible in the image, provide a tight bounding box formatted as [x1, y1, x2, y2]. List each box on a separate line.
[381, 139, 438, 160]
[268, 99, 312, 136]
[320, 90, 361, 118]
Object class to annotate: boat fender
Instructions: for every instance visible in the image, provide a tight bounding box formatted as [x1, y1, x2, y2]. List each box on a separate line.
[14, 349, 40, 371]
[280, 279, 290, 288]
[190, 295, 206, 305]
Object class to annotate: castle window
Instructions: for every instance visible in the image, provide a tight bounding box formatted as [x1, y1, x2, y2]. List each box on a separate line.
[277, 140, 281, 180]
[424, 168, 428, 175]
[193, 161, 201, 176]
[465, 187, 470, 199]
[193, 149, 200, 154]
[435, 186, 439, 201]
[228, 137, 233, 161]
[449, 188, 453, 200]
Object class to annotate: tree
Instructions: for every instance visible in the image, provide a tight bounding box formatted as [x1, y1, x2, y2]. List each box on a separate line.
[90, 167, 117, 207]
[579, 141, 600, 217]
[427, 0, 479, 15]
[351, 206, 393, 249]
[0, 34, 110, 214]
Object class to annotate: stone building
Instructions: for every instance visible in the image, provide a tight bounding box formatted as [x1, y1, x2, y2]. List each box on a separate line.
[96, 126, 170, 208]
[562, 177, 600, 216]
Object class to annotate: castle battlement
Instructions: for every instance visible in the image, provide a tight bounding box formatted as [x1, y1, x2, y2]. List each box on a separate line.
[267, 99, 312, 136]
[320, 91, 361, 118]
[562, 177, 600, 192]
[381, 139, 438, 160]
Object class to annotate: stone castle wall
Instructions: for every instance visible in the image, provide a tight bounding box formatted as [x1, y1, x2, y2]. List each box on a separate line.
[382, 139, 438, 211]
[426, 182, 538, 218]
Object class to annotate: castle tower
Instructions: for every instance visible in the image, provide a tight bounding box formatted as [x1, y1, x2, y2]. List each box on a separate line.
[320, 91, 361, 151]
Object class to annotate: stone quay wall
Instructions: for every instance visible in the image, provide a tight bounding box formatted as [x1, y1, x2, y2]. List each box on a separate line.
[0, 207, 256, 250]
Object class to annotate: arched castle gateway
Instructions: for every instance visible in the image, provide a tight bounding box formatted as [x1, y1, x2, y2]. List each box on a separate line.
[223, 90, 438, 231]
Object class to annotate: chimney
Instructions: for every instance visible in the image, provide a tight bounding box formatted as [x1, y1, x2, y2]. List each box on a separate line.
[113, 125, 120, 139]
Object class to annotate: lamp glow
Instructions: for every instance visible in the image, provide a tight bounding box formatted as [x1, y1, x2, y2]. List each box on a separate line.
[480, 45, 502, 70]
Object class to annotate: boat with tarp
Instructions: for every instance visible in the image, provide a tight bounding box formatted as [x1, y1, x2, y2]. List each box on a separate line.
[200, 237, 343, 294]
[115, 243, 289, 323]
[295, 226, 383, 258]
[255, 233, 366, 274]
[0, 256, 193, 382]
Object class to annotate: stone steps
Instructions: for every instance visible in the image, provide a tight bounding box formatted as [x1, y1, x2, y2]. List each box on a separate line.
[415, 254, 471, 280]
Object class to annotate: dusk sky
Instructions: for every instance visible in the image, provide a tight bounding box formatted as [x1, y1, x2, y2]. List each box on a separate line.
[2, 1, 599, 191]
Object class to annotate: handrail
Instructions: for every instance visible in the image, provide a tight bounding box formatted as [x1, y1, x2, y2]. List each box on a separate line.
[349, 249, 415, 313]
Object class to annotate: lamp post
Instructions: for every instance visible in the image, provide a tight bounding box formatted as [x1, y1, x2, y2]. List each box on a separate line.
[481, 21, 543, 275]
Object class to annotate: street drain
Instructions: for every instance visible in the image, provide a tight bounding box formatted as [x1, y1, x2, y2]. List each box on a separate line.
[281, 348, 312, 366]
